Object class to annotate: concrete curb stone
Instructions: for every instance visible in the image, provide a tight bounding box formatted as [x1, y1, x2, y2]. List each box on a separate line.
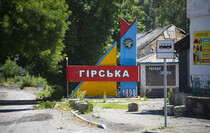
[70, 110, 106, 129]
[143, 130, 173, 133]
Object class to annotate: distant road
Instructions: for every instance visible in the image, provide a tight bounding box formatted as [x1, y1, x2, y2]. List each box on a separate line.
[0, 86, 104, 133]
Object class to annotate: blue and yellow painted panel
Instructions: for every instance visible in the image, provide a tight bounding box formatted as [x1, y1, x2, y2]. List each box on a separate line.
[72, 42, 117, 96]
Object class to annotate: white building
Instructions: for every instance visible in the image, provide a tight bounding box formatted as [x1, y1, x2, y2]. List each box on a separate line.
[187, 0, 210, 77]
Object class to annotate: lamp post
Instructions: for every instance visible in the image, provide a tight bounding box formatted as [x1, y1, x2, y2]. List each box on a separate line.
[66, 57, 69, 99]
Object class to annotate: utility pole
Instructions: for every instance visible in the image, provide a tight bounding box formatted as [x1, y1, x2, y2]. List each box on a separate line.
[164, 58, 167, 127]
[66, 57, 69, 99]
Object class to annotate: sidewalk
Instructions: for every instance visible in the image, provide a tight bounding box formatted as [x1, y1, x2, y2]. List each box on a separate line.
[81, 98, 210, 133]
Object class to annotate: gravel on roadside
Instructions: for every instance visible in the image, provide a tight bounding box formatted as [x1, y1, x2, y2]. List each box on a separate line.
[80, 98, 210, 133]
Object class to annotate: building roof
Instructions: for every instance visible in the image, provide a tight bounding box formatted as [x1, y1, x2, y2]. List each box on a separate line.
[174, 34, 190, 53]
[137, 24, 186, 51]
[137, 53, 178, 65]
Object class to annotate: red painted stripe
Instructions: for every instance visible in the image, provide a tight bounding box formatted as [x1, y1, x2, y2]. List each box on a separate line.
[120, 18, 137, 38]
[66, 66, 139, 82]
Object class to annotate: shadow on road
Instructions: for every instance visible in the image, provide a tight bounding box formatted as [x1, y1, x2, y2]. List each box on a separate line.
[0, 100, 39, 113]
[0, 108, 33, 113]
[0, 100, 39, 106]
[129, 109, 210, 120]
[129, 110, 163, 116]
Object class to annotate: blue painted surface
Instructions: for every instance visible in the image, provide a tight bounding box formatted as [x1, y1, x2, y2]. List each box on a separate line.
[120, 20, 137, 96]
[120, 21, 137, 66]
[120, 82, 137, 97]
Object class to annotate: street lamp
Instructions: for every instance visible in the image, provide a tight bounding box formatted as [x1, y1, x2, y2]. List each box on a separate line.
[66, 57, 69, 99]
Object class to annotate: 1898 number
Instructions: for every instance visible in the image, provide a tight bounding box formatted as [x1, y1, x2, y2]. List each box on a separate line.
[122, 89, 136, 97]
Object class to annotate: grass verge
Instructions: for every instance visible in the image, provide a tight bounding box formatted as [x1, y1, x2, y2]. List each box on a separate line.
[94, 103, 128, 109]
[151, 126, 175, 132]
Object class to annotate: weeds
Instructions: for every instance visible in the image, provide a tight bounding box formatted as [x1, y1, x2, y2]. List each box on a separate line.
[151, 126, 175, 131]
[34, 101, 56, 109]
[78, 100, 93, 114]
[167, 90, 174, 105]
[103, 91, 107, 103]
[76, 90, 86, 101]
[143, 96, 148, 101]
[56, 102, 72, 111]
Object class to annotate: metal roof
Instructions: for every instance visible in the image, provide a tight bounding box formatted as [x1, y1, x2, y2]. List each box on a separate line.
[137, 24, 186, 51]
[137, 53, 178, 65]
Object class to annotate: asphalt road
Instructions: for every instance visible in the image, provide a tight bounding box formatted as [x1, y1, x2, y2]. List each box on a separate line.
[0, 86, 104, 133]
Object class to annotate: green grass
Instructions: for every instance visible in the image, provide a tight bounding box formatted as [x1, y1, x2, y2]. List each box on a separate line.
[151, 126, 175, 131]
[94, 103, 128, 109]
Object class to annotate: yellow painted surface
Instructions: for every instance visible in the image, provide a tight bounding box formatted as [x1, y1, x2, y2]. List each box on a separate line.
[75, 44, 117, 96]
[98, 45, 117, 66]
[77, 81, 116, 97]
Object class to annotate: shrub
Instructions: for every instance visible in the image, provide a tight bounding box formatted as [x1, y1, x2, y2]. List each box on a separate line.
[0, 58, 22, 78]
[6, 77, 16, 85]
[34, 101, 56, 109]
[18, 73, 48, 89]
[167, 90, 174, 105]
[50, 85, 66, 100]
[78, 100, 93, 114]
[36, 86, 53, 100]
[36, 85, 66, 101]
[0, 75, 5, 85]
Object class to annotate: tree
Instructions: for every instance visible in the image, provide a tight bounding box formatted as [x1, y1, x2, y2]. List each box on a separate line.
[138, 0, 156, 31]
[138, 0, 189, 32]
[0, 0, 69, 77]
[156, 0, 189, 32]
[65, 0, 145, 66]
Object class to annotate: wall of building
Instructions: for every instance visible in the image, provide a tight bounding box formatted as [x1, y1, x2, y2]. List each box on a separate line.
[140, 64, 179, 97]
[187, 0, 210, 77]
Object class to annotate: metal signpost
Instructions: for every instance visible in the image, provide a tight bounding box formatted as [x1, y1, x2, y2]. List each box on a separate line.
[156, 40, 174, 127]
[66, 57, 69, 99]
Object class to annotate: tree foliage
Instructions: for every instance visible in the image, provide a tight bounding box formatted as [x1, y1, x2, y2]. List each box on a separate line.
[138, 0, 189, 32]
[156, 0, 189, 32]
[0, 0, 69, 76]
[0, 58, 22, 78]
[65, 0, 145, 66]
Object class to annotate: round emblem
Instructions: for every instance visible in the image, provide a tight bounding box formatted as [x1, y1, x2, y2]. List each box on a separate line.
[123, 38, 134, 49]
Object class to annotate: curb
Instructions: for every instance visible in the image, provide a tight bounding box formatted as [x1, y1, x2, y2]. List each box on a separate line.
[70, 110, 106, 129]
[143, 131, 173, 133]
